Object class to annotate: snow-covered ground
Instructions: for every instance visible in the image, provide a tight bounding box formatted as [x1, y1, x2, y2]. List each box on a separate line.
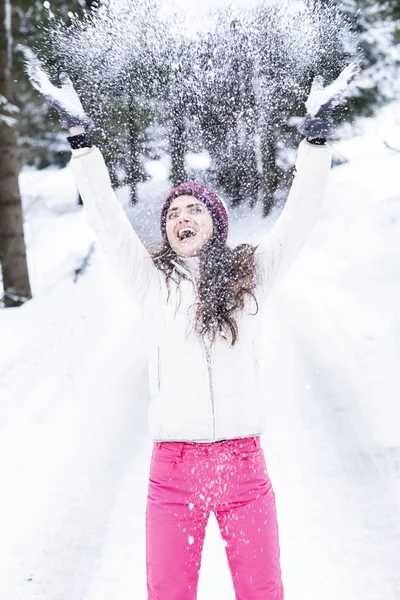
[0, 104, 399, 600]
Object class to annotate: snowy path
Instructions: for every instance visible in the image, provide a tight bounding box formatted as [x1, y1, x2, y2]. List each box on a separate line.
[0, 296, 148, 600]
[1, 113, 400, 599]
[0, 285, 399, 600]
[265, 287, 400, 600]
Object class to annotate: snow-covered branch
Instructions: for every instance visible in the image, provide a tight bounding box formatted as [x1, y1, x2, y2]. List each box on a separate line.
[0, 94, 20, 128]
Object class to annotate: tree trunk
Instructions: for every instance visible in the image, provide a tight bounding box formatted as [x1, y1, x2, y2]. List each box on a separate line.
[239, 117, 259, 209]
[247, 135, 260, 209]
[0, 0, 31, 307]
[260, 131, 280, 217]
[240, 47, 259, 208]
[228, 135, 244, 208]
[127, 93, 140, 205]
[169, 101, 186, 187]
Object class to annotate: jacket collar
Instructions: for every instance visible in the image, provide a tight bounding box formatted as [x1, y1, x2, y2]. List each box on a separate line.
[171, 259, 194, 283]
[171, 258, 200, 284]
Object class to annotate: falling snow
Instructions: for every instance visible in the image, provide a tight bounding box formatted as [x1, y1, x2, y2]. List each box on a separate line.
[29, 0, 358, 171]
[2, 2, 399, 600]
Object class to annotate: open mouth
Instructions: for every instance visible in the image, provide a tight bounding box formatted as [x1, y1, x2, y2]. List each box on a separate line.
[177, 227, 197, 241]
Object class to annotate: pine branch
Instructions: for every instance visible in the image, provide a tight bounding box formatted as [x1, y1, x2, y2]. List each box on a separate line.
[73, 243, 95, 283]
[383, 140, 400, 153]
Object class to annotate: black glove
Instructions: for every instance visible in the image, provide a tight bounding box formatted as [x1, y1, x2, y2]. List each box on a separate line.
[299, 63, 359, 139]
[21, 47, 93, 131]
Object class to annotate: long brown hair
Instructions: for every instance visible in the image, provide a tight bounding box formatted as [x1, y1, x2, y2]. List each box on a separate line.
[152, 229, 259, 346]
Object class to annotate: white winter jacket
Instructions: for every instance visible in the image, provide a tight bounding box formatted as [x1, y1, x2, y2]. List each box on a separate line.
[70, 139, 332, 442]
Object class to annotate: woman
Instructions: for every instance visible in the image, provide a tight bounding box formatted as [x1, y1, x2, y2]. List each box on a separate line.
[25, 50, 356, 600]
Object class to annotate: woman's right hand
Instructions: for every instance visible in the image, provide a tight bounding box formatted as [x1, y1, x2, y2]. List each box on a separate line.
[21, 46, 93, 132]
[298, 62, 359, 139]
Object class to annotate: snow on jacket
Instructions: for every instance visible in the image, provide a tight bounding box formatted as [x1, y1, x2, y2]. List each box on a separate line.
[70, 139, 332, 442]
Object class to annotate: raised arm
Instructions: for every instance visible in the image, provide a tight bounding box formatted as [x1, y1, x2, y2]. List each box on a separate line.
[256, 63, 358, 298]
[255, 138, 332, 296]
[69, 139, 164, 307]
[23, 49, 163, 308]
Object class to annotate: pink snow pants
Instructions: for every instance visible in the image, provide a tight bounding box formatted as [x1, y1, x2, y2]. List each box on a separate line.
[146, 436, 284, 600]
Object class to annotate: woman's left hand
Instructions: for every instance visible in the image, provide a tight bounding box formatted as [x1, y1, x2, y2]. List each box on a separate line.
[21, 46, 93, 131]
[299, 62, 359, 139]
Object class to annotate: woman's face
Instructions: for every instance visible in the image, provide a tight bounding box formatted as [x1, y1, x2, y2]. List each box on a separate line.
[165, 195, 214, 257]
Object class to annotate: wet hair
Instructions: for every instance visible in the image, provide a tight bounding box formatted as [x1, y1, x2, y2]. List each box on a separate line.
[152, 224, 259, 346]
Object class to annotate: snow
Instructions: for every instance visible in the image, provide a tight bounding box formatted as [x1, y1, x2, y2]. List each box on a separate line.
[0, 103, 400, 599]
[305, 63, 359, 117]
[0, 112, 17, 127]
[21, 47, 90, 125]
[0, 94, 19, 114]
[41, 0, 357, 142]
[0, 93, 20, 127]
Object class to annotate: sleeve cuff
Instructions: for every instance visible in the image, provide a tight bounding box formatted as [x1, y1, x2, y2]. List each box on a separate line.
[306, 137, 326, 146]
[67, 133, 93, 150]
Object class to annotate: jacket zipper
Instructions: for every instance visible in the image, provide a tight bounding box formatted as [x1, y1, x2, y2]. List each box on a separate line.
[202, 339, 216, 441]
[171, 261, 216, 440]
[157, 347, 161, 391]
[253, 341, 260, 382]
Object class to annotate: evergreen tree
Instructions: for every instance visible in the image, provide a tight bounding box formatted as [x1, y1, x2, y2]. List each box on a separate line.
[15, 0, 400, 216]
[12, 0, 95, 169]
[0, 0, 31, 307]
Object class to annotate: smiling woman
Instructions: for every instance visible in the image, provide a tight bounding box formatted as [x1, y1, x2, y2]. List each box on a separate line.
[165, 196, 214, 257]
[153, 181, 259, 346]
[23, 48, 357, 600]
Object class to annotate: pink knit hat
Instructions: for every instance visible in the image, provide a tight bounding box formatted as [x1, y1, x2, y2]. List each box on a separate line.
[160, 181, 229, 242]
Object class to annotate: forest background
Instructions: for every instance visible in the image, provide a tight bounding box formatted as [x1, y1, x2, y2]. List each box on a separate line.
[0, 0, 400, 307]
